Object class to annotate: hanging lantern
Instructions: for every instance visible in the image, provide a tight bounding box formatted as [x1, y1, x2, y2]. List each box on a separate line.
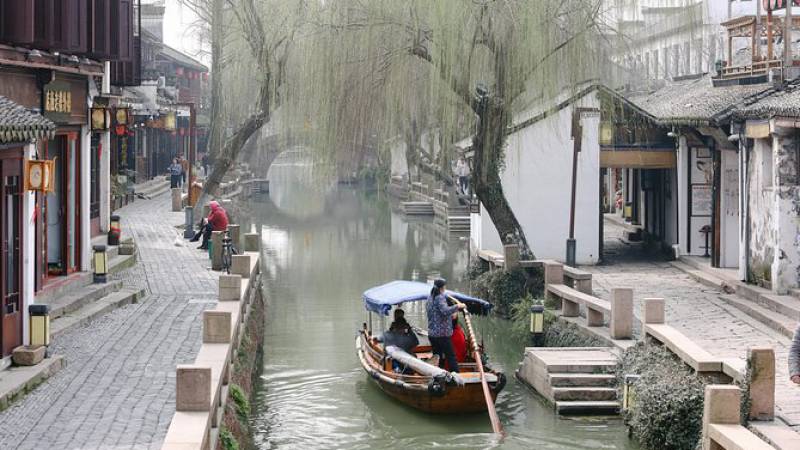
[91, 107, 110, 131]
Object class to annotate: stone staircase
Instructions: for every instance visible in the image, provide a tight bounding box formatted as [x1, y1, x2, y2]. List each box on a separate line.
[447, 215, 470, 232]
[401, 201, 434, 216]
[517, 347, 621, 415]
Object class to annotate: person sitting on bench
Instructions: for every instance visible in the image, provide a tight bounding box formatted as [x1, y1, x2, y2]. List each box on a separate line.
[190, 201, 228, 250]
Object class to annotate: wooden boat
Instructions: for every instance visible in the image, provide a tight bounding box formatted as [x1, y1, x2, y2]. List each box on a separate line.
[357, 280, 506, 414]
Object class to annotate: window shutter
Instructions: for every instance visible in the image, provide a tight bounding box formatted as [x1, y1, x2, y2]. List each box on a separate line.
[90, 0, 111, 58]
[0, 0, 35, 45]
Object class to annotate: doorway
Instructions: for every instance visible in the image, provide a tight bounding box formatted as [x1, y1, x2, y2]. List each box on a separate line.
[40, 132, 81, 279]
[0, 149, 23, 357]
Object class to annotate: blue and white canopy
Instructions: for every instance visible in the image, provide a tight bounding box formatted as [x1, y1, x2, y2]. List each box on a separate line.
[362, 280, 493, 316]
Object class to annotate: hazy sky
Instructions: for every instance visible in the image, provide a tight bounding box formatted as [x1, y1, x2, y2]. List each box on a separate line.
[162, 0, 208, 65]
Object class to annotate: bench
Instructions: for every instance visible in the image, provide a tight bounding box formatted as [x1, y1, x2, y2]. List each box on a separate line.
[708, 424, 774, 450]
[543, 262, 633, 340]
[641, 298, 723, 373]
[547, 284, 610, 327]
[521, 259, 593, 294]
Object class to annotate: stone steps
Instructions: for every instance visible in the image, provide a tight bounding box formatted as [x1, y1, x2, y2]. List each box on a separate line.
[719, 295, 797, 339]
[549, 373, 617, 387]
[44, 280, 123, 320]
[51, 286, 146, 338]
[401, 201, 434, 216]
[555, 400, 621, 415]
[517, 347, 621, 416]
[552, 387, 618, 401]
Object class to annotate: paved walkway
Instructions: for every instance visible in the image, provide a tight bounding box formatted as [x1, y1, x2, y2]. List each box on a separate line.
[0, 192, 217, 449]
[589, 218, 800, 430]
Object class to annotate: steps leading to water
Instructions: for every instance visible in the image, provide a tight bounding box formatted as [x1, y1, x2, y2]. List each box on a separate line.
[516, 347, 621, 416]
[402, 201, 434, 216]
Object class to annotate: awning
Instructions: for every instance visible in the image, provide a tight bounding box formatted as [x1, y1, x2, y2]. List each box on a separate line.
[600, 146, 676, 169]
[0, 96, 56, 144]
[362, 280, 493, 316]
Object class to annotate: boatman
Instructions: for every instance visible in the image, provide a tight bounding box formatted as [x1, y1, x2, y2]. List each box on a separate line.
[426, 279, 466, 374]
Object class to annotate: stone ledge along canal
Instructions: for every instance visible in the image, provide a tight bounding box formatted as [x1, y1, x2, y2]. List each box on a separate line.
[243, 155, 638, 449]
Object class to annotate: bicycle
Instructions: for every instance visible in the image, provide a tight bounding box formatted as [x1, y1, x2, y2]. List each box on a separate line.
[221, 230, 239, 274]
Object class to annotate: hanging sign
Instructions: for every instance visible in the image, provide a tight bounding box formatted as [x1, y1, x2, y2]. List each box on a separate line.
[43, 81, 72, 122]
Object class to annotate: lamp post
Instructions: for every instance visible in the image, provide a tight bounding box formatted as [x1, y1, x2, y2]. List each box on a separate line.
[530, 304, 545, 346]
[623, 374, 641, 412]
[29, 304, 50, 354]
[93, 245, 108, 283]
[108, 214, 121, 246]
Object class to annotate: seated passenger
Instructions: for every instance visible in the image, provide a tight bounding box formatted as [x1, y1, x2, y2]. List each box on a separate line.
[383, 308, 419, 353]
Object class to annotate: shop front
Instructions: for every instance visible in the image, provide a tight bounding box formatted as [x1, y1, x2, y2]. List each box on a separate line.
[35, 74, 90, 288]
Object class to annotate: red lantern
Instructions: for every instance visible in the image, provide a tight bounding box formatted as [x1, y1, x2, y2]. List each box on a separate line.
[176, 67, 184, 76]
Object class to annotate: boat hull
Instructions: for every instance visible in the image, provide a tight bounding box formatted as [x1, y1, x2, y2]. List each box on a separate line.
[356, 335, 504, 414]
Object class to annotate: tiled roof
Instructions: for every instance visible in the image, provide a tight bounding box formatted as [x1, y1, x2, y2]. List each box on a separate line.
[733, 83, 800, 119]
[0, 96, 55, 144]
[626, 76, 773, 126]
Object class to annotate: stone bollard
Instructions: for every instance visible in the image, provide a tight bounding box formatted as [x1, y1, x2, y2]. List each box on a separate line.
[244, 232, 260, 252]
[211, 231, 223, 270]
[176, 365, 211, 412]
[503, 244, 520, 270]
[183, 206, 194, 239]
[702, 385, 741, 450]
[575, 278, 593, 295]
[203, 310, 232, 344]
[610, 288, 633, 339]
[642, 298, 665, 324]
[231, 254, 252, 279]
[747, 347, 775, 421]
[171, 188, 182, 212]
[228, 224, 241, 250]
[219, 274, 242, 301]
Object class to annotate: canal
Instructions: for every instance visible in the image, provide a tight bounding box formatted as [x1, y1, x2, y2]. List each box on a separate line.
[244, 154, 638, 449]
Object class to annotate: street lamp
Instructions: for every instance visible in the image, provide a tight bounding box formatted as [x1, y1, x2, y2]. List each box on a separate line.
[108, 214, 121, 246]
[530, 304, 545, 346]
[29, 304, 50, 348]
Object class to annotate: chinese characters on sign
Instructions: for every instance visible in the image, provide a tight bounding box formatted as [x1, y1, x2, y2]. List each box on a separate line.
[45, 90, 72, 114]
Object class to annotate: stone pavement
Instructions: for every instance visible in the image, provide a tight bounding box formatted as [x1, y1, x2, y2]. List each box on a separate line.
[0, 191, 218, 449]
[588, 218, 800, 431]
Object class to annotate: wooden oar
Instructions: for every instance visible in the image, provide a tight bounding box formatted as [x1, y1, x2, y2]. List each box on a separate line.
[448, 295, 503, 435]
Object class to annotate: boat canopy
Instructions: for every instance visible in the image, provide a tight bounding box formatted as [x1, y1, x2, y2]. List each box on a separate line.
[363, 280, 493, 316]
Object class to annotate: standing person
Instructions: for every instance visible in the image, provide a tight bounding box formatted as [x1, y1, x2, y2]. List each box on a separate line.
[191, 200, 228, 250]
[426, 279, 466, 373]
[790, 324, 800, 385]
[179, 155, 189, 188]
[168, 158, 182, 188]
[201, 153, 209, 177]
[455, 157, 470, 195]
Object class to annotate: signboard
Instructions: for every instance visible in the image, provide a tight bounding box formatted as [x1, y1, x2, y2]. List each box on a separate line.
[43, 81, 72, 122]
[691, 185, 712, 216]
[163, 112, 176, 131]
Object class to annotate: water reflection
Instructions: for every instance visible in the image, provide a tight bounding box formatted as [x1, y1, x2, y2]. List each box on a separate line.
[245, 155, 637, 449]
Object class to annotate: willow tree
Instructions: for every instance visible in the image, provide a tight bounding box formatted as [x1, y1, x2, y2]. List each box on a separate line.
[287, 0, 606, 258]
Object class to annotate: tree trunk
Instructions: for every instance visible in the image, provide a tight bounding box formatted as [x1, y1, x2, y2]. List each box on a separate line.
[207, 0, 224, 162]
[472, 96, 534, 259]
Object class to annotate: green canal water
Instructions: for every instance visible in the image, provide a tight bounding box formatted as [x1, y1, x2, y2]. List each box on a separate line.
[245, 156, 638, 449]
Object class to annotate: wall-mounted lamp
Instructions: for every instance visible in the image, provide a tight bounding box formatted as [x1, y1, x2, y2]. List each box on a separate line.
[623, 374, 641, 411]
[530, 304, 545, 346]
[93, 245, 108, 283]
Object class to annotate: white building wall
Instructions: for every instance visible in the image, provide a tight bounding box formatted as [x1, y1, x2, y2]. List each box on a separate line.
[22, 143, 36, 345]
[720, 149, 739, 268]
[772, 134, 800, 293]
[474, 92, 601, 264]
[80, 125, 91, 271]
[747, 138, 776, 281]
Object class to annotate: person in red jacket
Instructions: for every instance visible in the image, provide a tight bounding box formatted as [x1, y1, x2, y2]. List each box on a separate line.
[191, 201, 229, 250]
[445, 315, 468, 371]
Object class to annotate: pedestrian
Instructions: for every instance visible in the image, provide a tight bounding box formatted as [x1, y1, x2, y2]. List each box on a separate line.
[789, 323, 800, 385]
[455, 157, 470, 194]
[179, 155, 189, 188]
[426, 278, 466, 373]
[168, 158, 182, 189]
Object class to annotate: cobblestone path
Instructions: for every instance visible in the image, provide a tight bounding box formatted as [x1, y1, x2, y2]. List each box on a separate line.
[0, 192, 218, 449]
[588, 218, 800, 430]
